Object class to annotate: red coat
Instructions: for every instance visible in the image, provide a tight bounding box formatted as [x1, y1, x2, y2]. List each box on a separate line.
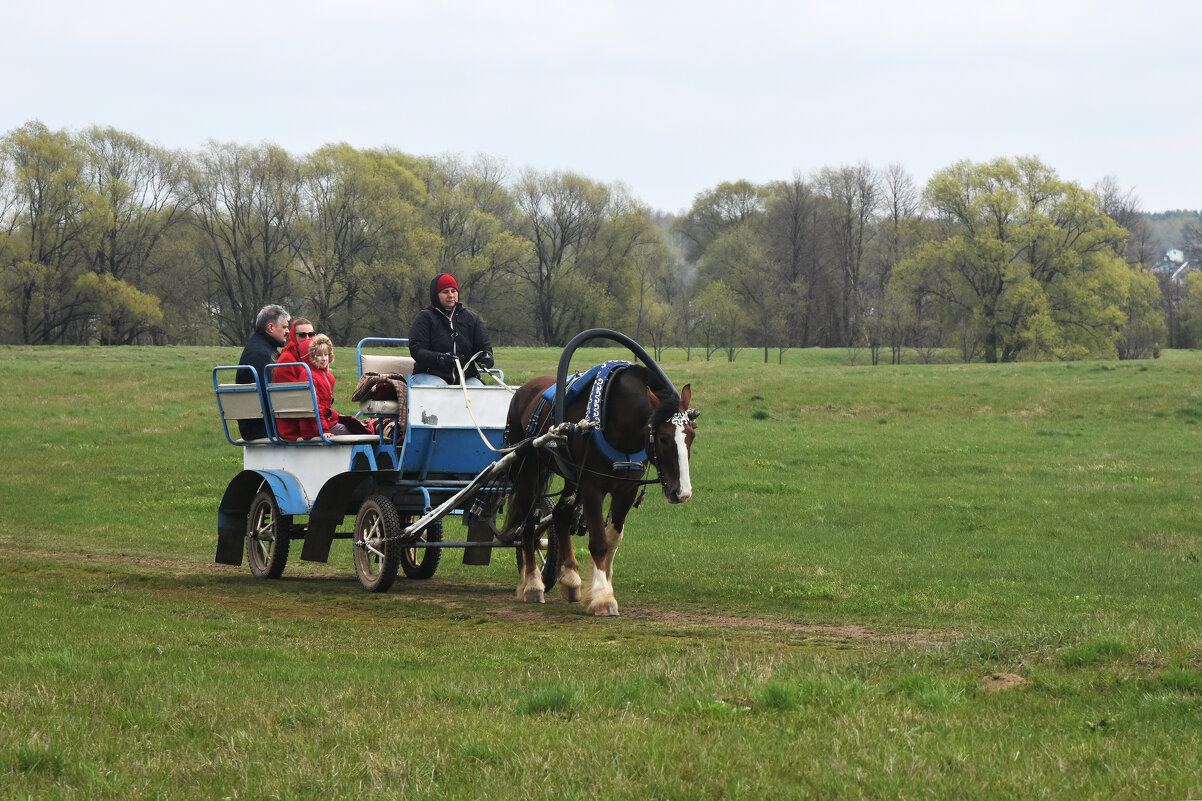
[271, 336, 310, 441]
[299, 365, 339, 440]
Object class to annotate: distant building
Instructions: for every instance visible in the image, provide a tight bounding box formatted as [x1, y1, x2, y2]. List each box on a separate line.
[1153, 248, 1190, 282]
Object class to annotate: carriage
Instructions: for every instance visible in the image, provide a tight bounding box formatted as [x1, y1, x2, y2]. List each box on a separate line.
[212, 331, 697, 613]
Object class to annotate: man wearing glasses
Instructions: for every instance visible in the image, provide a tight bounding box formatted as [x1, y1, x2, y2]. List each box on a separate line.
[235, 304, 291, 441]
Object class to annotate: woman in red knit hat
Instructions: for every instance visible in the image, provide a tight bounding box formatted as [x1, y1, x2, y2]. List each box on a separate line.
[408, 272, 494, 386]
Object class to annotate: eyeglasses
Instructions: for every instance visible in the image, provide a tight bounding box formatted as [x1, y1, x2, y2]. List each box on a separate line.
[296, 332, 316, 340]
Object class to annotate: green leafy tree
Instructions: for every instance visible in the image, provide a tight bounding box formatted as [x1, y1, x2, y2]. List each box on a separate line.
[75, 272, 163, 344]
[0, 121, 96, 343]
[574, 194, 673, 339]
[892, 157, 1136, 362]
[674, 180, 764, 267]
[417, 154, 528, 341]
[80, 126, 190, 283]
[291, 145, 438, 343]
[1174, 272, 1202, 348]
[513, 170, 611, 345]
[1113, 265, 1165, 359]
[693, 279, 747, 361]
[77, 127, 189, 342]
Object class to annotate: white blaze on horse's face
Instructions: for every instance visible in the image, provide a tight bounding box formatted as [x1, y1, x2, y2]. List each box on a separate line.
[669, 411, 693, 503]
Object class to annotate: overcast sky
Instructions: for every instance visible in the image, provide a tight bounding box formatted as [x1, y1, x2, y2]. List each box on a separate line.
[6, 0, 1199, 214]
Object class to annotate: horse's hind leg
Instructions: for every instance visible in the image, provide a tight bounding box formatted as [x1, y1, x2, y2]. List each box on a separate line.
[553, 495, 581, 603]
[517, 524, 546, 603]
[508, 463, 546, 604]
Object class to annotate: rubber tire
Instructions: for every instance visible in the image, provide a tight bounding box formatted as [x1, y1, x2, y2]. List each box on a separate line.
[354, 495, 403, 593]
[400, 520, 442, 580]
[246, 488, 290, 579]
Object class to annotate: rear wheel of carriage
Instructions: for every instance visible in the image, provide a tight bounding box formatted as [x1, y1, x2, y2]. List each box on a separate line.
[354, 495, 402, 592]
[400, 520, 443, 579]
[516, 498, 560, 592]
[246, 488, 291, 579]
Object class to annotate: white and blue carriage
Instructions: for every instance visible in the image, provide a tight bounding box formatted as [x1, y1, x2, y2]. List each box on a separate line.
[213, 338, 521, 592]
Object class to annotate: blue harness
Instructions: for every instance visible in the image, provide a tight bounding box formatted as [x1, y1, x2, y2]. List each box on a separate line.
[526, 360, 648, 471]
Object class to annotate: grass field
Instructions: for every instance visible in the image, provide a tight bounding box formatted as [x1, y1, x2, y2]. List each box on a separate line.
[2, 344, 1200, 799]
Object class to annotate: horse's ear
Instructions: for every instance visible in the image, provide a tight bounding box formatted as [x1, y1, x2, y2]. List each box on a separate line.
[647, 387, 661, 408]
[679, 384, 692, 410]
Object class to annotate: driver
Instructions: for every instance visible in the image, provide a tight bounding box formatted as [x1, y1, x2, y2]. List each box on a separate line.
[408, 273, 494, 386]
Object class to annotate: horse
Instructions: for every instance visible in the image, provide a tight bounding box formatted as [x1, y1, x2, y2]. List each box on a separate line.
[503, 363, 698, 616]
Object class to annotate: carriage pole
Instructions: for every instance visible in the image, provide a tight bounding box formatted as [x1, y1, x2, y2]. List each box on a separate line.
[398, 420, 597, 541]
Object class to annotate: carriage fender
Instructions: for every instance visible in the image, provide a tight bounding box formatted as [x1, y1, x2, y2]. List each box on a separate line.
[215, 469, 308, 566]
[299, 472, 378, 564]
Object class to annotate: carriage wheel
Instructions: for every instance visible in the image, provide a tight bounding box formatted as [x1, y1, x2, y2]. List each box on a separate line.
[354, 495, 402, 593]
[246, 488, 291, 579]
[400, 521, 442, 580]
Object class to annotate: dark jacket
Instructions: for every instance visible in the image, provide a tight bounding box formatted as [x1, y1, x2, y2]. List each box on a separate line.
[408, 276, 494, 383]
[236, 329, 281, 440]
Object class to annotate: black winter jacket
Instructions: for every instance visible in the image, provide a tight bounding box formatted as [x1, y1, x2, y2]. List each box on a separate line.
[235, 329, 281, 440]
[408, 278, 494, 383]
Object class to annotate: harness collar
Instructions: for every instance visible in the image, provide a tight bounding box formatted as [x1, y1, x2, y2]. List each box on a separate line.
[529, 361, 648, 471]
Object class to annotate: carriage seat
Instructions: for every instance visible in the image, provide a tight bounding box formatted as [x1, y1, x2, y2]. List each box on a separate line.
[356, 353, 414, 415]
[267, 377, 379, 445]
[214, 380, 274, 445]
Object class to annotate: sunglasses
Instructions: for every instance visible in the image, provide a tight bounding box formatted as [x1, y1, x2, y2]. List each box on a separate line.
[295, 331, 316, 340]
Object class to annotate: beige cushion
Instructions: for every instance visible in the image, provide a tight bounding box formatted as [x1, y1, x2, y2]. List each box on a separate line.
[361, 354, 414, 377]
[326, 434, 381, 444]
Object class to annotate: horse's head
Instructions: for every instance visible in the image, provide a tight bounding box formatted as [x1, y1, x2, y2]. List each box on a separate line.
[649, 384, 698, 504]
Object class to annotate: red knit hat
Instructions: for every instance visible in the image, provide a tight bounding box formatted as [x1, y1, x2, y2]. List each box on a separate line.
[436, 274, 459, 293]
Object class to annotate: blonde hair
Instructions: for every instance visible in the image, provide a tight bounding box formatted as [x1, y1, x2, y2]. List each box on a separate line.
[307, 333, 334, 364]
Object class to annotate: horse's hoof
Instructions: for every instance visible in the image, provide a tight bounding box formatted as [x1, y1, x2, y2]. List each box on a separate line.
[523, 589, 545, 604]
[562, 586, 581, 603]
[592, 603, 619, 617]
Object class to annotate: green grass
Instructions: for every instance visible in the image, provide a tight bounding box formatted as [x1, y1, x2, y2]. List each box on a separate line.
[1, 344, 1201, 799]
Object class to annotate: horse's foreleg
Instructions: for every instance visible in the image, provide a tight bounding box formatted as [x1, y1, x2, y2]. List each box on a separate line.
[602, 520, 623, 582]
[579, 493, 619, 616]
[603, 488, 637, 581]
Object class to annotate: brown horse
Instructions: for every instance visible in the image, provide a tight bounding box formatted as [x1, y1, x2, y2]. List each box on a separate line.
[503, 364, 698, 615]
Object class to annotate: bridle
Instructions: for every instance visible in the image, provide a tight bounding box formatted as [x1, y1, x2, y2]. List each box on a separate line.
[646, 409, 699, 496]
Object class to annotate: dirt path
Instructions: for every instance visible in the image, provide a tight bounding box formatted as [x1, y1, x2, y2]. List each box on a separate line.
[10, 547, 939, 645]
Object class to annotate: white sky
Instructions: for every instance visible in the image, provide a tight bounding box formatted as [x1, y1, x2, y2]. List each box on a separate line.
[6, 0, 1199, 214]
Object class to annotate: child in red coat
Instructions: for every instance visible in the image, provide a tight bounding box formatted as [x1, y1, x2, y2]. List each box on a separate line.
[300, 335, 374, 439]
[300, 334, 343, 439]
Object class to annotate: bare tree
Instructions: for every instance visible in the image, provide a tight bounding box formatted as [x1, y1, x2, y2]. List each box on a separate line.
[818, 163, 880, 346]
[1094, 175, 1155, 269]
[185, 141, 302, 344]
[513, 170, 610, 345]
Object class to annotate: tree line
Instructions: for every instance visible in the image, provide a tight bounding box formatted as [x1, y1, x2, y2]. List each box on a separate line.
[3, 119, 1199, 361]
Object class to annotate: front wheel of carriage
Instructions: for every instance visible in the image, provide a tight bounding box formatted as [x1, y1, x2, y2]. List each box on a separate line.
[354, 494, 403, 593]
[246, 488, 291, 579]
[400, 521, 443, 580]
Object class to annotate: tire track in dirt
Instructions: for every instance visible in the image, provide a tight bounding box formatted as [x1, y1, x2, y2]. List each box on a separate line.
[9, 547, 939, 645]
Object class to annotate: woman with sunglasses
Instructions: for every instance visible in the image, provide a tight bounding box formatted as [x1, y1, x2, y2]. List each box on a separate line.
[270, 318, 317, 441]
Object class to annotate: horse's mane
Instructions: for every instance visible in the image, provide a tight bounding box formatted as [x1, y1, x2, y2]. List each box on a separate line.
[623, 364, 679, 427]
